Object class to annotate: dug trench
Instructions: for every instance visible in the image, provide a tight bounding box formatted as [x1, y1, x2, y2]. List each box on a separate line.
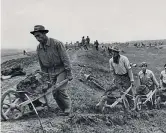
[1, 46, 166, 133]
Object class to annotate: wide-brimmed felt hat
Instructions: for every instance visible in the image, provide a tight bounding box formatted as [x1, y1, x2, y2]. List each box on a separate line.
[111, 45, 121, 52]
[30, 25, 49, 34]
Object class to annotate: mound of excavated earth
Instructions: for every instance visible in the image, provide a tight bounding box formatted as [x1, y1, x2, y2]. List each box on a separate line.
[1, 47, 166, 133]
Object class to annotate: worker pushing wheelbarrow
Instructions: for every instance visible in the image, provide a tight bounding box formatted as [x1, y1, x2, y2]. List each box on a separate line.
[132, 85, 159, 111]
[1, 71, 69, 121]
[95, 84, 133, 113]
[83, 73, 134, 113]
[132, 62, 160, 111]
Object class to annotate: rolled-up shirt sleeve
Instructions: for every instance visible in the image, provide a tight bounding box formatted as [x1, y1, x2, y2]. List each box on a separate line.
[124, 57, 134, 82]
[128, 69, 134, 82]
[56, 41, 72, 77]
[160, 73, 163, 87]
[137, 74, 141, 86]
[151, 72, 159, 87]
[109, 59, 114, 73]
[124, 57, 131, 70]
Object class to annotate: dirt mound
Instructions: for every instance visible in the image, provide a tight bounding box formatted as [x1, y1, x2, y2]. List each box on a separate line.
[1, 65, 26, 78]
[68, 49, 114, 114]
[1, 54, 38, 71]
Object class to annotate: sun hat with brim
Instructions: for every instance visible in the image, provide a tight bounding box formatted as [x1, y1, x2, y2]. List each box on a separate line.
[111, 45, 121, 52]
[30, 25, 49, 34]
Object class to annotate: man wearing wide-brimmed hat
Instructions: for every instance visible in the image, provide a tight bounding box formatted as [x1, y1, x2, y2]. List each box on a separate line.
[108, 45, 134, 109]
[30, 25, 73, 116]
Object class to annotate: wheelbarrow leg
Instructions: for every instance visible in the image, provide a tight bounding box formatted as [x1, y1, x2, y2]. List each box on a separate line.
[43, 95, 50, 109]
[38, 95, 50, 109]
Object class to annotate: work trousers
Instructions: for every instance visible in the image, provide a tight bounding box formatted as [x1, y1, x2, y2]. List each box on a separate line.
[114, 74, 133, 108]
[52, 71, 71, 113]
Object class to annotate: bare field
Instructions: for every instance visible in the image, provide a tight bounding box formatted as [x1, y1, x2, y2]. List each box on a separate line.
[1, 49, 35, 63]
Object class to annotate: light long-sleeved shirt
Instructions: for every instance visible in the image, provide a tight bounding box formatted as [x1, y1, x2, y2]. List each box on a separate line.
[109, 55, 134, 81]
[160, 70, 166, 88]
[138, 69, 159, 88]
[36, 38, 72, 77]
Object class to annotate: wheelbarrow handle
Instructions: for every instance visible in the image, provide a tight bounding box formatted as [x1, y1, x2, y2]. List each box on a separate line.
[36, 71, 49, 76]
[104, 85, 132, 108]
[16, 91, 32, 95]
[50, 79, 69, 92]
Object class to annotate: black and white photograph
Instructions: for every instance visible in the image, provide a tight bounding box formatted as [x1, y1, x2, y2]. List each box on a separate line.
[1, 0, 166, 133]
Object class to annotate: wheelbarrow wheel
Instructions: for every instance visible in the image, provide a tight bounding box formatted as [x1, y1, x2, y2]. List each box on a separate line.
[155, 97, 161, 109]
[122, 97, 130, 110]
[1, 89, 24, 121]
[135, 95, 142, 111]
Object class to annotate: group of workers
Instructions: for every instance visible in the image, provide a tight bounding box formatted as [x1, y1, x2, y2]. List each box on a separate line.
[81, 36, 90, 50]
[96, 45, 166, 111]
[29, 25, 166, 116]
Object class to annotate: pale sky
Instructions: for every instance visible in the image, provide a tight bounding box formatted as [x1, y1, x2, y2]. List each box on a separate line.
[1, 0, 166, 49]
